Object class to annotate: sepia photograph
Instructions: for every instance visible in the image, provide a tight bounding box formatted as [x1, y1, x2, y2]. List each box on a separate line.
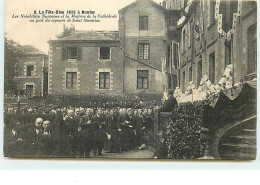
[3, 0, 257, 160]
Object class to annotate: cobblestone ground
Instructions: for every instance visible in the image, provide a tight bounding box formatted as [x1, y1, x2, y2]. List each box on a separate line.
[94, 148, 155, 159]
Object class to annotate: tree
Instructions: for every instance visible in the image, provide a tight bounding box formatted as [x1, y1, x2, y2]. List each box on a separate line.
[4, 35, 22, 95]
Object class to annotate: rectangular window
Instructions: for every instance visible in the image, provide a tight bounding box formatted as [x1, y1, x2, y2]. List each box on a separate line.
[99, 72, 110, 89]
[248, 24, 257, 74]
[189, 67, 192, 82]
[62, 47, 82, 60]
[209, 52, 215, 84]
[66, 72, 77, 89]
[169, 14, 177, 26]
[197, 60, 202, 87]
[138, 44, 149, 60]
[26, 85, 33, 98]
[26, 65, 34, 76]
[182, 29, 186, 52]
[139, 16, 148, 31]
[67, 47, 78, 59]
[182, 71, 186, 93]
[225, 41, 231, 67]
[210, 0, 216, 24]
[137, 70, 149, 89]
[100, 47, 111, 60]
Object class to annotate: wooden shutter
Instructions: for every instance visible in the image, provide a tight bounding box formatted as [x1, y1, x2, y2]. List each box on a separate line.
[77, 47, 82, 60]
[62, 47, 67, 60]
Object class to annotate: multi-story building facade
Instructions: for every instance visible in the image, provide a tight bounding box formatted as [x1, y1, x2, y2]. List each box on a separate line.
[48, 26, 124, 95]
[176, 0, 257, 92]
[48, 0, 182, 96]
[119, 0, 179, 94]
[15, 45, 48, 97]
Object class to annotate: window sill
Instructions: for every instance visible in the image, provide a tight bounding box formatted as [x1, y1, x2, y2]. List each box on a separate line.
[95, 88, 113, 91]
[64, 88, 79, 90]
[98, 59, 111, 62]
[67, 59, 78, 63]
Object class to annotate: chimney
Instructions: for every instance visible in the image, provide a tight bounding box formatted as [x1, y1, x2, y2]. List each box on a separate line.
[162, 0, 167, 9]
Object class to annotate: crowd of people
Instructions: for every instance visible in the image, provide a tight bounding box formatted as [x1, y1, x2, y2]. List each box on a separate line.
[4, 107, 155, 158]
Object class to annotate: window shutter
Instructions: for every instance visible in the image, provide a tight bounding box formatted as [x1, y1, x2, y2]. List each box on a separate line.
[77, 47, 82, 60]
[62, 47, 67, 60]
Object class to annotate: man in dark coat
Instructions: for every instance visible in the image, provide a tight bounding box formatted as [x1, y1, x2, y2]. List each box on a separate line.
[64, 110, 79, 157]
[92, 109, 107, 155]
[125, 109, 135, 150]
[79, 109, 94, 157]
[118, 108, 127, 152]
[132, 109, 144, 147]
[23, 117, 44, 157]
[4, 121, 26, 157]
[106, 109, 120, 153]
[160, 90, 178, 112]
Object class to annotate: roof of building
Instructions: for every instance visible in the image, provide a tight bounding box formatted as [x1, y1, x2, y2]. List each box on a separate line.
[119, 0, 165, 12]
[18, 45, 47, 56]
[55, 30, 119, 41]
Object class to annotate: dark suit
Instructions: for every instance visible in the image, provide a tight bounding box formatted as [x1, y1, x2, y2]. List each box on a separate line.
[92, 114, 107, 155]
[79, 115, 94, 157]
[132, 115, 144, 147]
[64, 116, 79, 156]
[22, 123, 43, 157]
[106, 115, 120, 152]
[160, 96, 178, 112]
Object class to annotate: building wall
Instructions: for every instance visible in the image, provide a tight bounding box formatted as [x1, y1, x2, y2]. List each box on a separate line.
[119, 0, 168, 94]
[49, 41, 124, 95]
[178, 0, 257, 92]
[15, 55, 46, 97]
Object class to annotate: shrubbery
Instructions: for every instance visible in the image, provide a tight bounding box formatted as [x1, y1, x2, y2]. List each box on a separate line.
[45, 93, 163, 108]
[153, 102, 214, 159]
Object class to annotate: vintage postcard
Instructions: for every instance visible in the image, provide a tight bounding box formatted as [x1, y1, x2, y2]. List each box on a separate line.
[3, 0, 257, 160]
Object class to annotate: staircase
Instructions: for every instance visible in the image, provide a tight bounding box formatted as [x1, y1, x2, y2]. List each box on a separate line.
[218, 117, 256, 160]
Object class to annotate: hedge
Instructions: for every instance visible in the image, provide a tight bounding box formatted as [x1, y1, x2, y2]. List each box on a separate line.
[45, 93, 163, 108]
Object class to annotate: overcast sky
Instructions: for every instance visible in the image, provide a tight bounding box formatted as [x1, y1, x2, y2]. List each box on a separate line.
[5, 0, 161, 54]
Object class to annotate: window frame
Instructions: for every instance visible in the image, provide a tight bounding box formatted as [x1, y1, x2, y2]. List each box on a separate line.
[26, 65, 34, 77]
[137, 70, 149, 89]
[66, 72, 78, 89]
[67, 47, 78, 60]
[138, 43, 150, 60]
[99, 47, 111, 61]
[189, 67, 193, 82]
[182, 29, 186, 52]
[99, 72, 110, 89]
[139, 16, 148, 31]
[209, 52, 216, 84]
[25, 85, 34, 98]
[197, 60, 202, 87]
